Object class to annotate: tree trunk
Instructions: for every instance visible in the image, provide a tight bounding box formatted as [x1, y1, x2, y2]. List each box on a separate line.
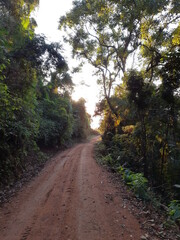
[140, 113, 148, 177]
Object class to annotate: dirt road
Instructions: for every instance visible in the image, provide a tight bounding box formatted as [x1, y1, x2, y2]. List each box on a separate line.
[0, 137, 145, 240]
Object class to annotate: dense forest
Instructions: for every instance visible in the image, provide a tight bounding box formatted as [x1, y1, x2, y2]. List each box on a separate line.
[1, 0, 180, 214]
[60, 0, 180, 206]
[0, 0, 91, 188]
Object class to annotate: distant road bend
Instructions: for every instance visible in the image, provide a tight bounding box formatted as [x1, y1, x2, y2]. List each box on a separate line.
[0, 137, 144, 240]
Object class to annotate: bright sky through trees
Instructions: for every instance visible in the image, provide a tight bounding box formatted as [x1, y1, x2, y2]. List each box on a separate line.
[34, 0, 101, 129]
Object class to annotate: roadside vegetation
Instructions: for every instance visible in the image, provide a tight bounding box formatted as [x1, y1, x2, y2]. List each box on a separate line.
[0, 0, 91, 189]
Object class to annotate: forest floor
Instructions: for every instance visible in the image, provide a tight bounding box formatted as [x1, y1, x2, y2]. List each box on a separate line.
[0, 136, 179, 240]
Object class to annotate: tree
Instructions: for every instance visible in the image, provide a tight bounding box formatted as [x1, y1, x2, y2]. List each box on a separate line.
[72, 98, 91, 139]
[59, 0, 142, 115]
[0, 0, 40, 185]
[0, 0, 91, 187]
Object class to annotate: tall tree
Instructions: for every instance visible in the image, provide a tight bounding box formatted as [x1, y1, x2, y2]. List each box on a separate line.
[59, 0, 179, 115]
[59, 0, 141, 115]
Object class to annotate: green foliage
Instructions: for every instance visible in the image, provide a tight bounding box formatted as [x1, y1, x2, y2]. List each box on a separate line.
[128, 173, 148, 199]
[98, 147, 149, 200]
[97, 141, 106, 155]
[95, 138, 149, 200]
[0, 0, 91, 188]
[94, 141, 108, 165]
[98, 61, 180, 197]
[117, 167, 149, 200]
[60, 0, 150, 116]
[168, 200, 180, 221]
[102, 154, 113, 166]
[72, 98, 91, 139]
[37, 95, 73, 147]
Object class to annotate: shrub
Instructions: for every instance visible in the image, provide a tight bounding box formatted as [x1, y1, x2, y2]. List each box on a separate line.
[168, 200, 180, 221]
[102, 154, 113, 166]
[128, 173, 149, 199]
[117, 166, 149, 200]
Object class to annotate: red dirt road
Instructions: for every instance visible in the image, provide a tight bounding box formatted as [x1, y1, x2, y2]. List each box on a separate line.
[0, 137, 144, 240]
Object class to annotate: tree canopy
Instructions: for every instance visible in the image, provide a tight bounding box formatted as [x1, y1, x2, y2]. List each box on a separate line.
[59, 0, 180, 115]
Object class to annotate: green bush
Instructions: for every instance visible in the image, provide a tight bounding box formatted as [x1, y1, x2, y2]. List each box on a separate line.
[37, 97, 73, 147]
[102, 154, 113, 165]
[117, 166, 149, 200]
[98, 142, 106, 155]
[168, 200, 180, 221]
[127, 173, 148, 199]
[123, 169, 134, 183]
[106, 134, 138, 169]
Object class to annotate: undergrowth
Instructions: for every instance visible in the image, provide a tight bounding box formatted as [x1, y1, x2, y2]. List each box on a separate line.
[94, 141, 180, 223]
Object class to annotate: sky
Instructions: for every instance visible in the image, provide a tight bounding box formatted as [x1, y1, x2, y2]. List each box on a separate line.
[33, 0, 101, 129]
